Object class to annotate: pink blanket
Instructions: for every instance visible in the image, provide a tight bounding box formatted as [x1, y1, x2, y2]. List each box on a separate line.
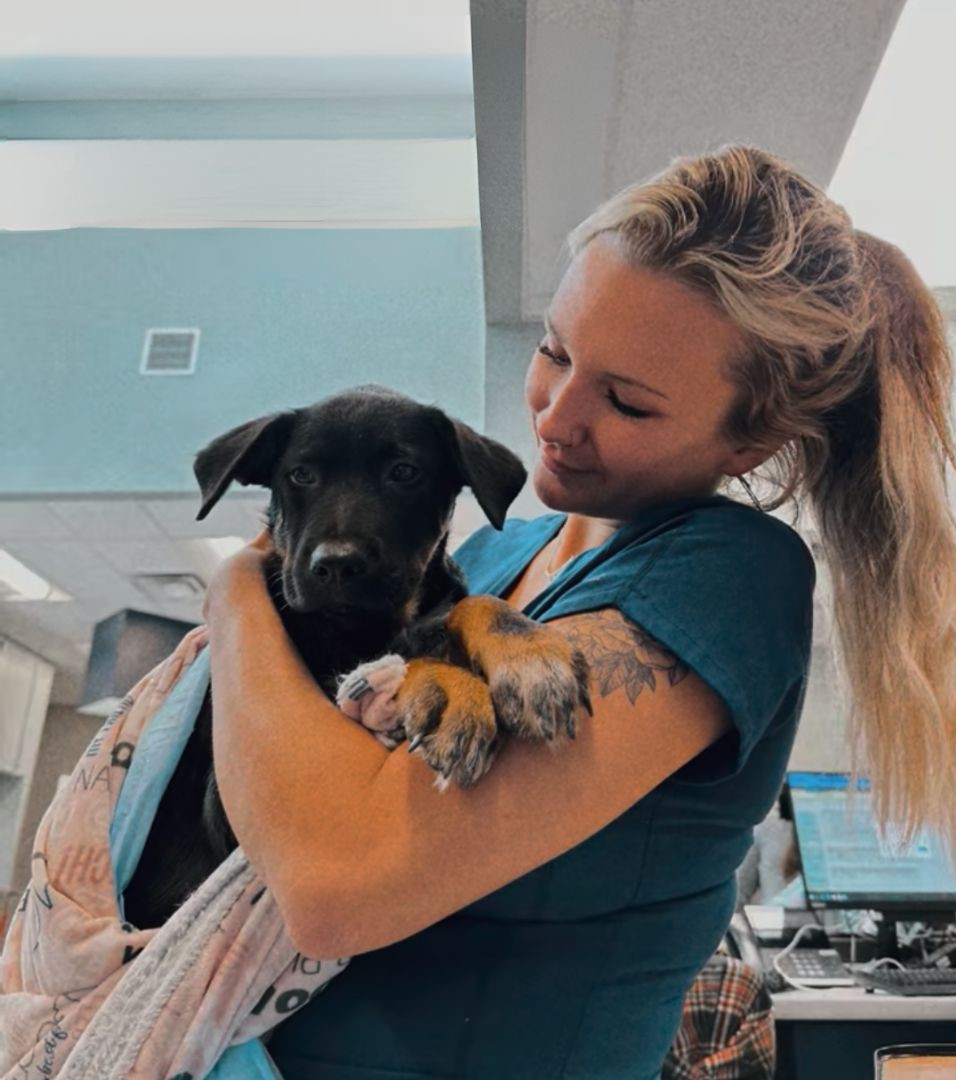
[0, 626, 408, 1079]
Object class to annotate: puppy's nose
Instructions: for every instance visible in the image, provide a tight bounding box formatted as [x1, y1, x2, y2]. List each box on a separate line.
[309, 542, 368, 582]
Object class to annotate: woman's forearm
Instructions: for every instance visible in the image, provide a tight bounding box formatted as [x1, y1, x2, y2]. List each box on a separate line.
[206, 568, 392, 937]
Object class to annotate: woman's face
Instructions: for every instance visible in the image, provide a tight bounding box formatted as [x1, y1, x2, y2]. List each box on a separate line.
[525, 233, 761, 521]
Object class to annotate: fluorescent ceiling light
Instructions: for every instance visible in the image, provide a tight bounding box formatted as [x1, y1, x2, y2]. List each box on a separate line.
[205, 536, 248, 559]
[0, 547, 71, 602]
[0, 139, 480, 230]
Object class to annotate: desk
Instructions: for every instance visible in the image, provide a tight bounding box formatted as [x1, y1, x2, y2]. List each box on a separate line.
[772, 985, 956, 1021]
[772, 986, 955, 1079]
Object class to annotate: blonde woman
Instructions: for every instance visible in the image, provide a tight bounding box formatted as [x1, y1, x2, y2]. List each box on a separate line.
[203, 145, 956, 1078]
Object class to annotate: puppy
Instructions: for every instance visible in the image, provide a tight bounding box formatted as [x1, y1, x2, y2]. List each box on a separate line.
[122, 386, 590, 931]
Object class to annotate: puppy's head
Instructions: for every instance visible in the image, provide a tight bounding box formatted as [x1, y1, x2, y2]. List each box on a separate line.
[194, 385, 526, 616]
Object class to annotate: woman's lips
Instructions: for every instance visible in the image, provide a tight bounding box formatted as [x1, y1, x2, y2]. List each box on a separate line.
[540, 448, 590, 476]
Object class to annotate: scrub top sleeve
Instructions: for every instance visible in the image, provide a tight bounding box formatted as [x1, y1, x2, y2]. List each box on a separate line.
[616, 510, 816, 783]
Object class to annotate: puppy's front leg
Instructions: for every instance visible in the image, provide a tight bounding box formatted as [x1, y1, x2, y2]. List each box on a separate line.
[447, 596, 592, 742]
[393, 659, 500, 790]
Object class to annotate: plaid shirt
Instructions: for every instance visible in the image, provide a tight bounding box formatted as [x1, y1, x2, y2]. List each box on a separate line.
[663, 954, 775, 1079]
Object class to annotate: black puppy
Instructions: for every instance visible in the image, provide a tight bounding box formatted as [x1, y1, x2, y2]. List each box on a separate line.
[123, 386, 588, 931]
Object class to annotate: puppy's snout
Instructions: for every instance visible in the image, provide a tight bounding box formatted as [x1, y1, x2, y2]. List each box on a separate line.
[309, 542, 369, 583]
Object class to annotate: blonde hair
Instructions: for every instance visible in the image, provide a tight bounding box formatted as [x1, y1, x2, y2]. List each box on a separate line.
[568, 144, 956, 848]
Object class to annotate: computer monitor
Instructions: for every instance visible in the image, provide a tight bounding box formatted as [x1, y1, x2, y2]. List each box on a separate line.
[786, 771, 956, 915]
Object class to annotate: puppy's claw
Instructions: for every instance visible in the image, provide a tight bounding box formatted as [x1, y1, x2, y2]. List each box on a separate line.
[561, 714, 575, 742]
[572, 650, 593, 717]
[396, 660, 498, 785]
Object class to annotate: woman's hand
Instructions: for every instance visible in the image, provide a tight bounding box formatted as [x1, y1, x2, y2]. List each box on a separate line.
[202, 529, 275, 624]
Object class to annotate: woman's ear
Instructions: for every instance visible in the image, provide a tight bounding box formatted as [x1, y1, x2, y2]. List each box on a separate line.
[438, 415, 527, 529]
[193, 411, 297, 520]
[720, 439, 784, 480]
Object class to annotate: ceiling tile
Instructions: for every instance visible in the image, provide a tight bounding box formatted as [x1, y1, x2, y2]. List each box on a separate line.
[93, 539, 198, 577]
[178, 538, 232, 583]
[49, 500, 166, 540]
[5, 598, 92, 638]
[4, 540, 120, 591]
[3, 539, 114, 596]
[0, 501, 75, 540]
[144, 495, 267, 539]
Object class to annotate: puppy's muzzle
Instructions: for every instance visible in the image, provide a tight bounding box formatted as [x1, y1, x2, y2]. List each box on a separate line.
[286, 539, 405, 613]
[309, 542, 370, 585]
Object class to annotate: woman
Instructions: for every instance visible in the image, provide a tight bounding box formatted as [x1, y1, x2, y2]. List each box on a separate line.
[204, 145, 956, 1078]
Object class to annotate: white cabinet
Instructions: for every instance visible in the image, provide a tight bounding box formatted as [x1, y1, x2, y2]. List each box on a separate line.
[0, 638, 54, 889]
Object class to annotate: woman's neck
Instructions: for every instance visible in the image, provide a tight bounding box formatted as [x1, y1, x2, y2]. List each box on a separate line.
[550, 513, 622, 567]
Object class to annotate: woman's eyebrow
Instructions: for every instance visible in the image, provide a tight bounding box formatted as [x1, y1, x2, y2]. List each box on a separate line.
[543, 311, 671, 401]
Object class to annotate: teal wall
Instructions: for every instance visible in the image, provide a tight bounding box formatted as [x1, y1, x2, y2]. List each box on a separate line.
[0, 227, 485, 494]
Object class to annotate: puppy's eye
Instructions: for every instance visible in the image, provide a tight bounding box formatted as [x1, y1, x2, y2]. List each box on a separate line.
[289, 466, 317, 487]
[389, 463, 420, 483]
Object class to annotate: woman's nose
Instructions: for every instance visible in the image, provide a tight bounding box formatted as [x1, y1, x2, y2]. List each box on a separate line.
[536, 377, 587, 447]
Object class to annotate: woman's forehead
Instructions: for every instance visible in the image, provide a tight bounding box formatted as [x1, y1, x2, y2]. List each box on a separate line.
[549, 241, 743, 385]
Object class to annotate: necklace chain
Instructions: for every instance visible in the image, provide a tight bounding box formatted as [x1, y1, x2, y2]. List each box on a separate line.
[542, 536, 567, 580]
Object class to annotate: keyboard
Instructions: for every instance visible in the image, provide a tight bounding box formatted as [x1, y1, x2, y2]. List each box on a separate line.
[854, 967, 956, 996]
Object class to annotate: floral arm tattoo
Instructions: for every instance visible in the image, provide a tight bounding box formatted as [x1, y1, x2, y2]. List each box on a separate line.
[560, 610, 690, 705]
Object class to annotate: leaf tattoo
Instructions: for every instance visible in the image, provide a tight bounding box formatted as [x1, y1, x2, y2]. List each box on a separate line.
[560, 610, 689, 704]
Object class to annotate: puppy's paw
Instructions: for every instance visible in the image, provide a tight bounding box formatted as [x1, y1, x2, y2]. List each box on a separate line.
[482, 612, 592, 742]
[335, 654, 408, 748]
[394, 659, 500, 790]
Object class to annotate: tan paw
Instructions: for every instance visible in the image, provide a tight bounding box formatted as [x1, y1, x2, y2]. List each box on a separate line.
[481, 611, 592, 742]
[394, 659, 501, 790]
[447, 597, 593, 743]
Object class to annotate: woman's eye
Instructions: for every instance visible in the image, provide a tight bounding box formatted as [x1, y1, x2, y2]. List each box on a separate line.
[289, 466, 317, 486]
[539, 341, 653, 420]
[537, 343, 570, 366]
[389, 463, 420, 483]
[607, 390, 653, 420]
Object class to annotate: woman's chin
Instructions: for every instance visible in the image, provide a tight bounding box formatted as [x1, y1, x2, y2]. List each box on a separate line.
[532, 464, 589, 509]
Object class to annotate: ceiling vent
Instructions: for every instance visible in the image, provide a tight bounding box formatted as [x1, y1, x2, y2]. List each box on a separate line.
[141, 328, 200, 375]
[130, 572, 206, 605]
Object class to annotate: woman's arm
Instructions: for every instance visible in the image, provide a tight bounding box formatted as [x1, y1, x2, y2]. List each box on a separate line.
[206, 536, 731, 959]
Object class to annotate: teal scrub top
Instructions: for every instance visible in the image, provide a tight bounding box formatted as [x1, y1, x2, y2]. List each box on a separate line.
[268, 493, 816, 1079]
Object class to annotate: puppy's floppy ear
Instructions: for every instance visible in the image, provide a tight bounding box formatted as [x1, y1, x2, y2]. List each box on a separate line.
[194, 411, 296, 520]
[441, 416, 526, 529]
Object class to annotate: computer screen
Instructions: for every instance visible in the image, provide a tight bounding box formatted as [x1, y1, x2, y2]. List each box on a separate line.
[786, 771, 956, 912]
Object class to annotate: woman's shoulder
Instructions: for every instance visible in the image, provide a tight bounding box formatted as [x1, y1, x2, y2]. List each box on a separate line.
[611, 496, 817, 663]
[565, 494, 816, 633]
[609, 494, 815, 580]
[679, 497, 817, 583]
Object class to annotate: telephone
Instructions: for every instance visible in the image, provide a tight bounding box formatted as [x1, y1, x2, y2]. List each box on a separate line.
[724, 912, 855, 990]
